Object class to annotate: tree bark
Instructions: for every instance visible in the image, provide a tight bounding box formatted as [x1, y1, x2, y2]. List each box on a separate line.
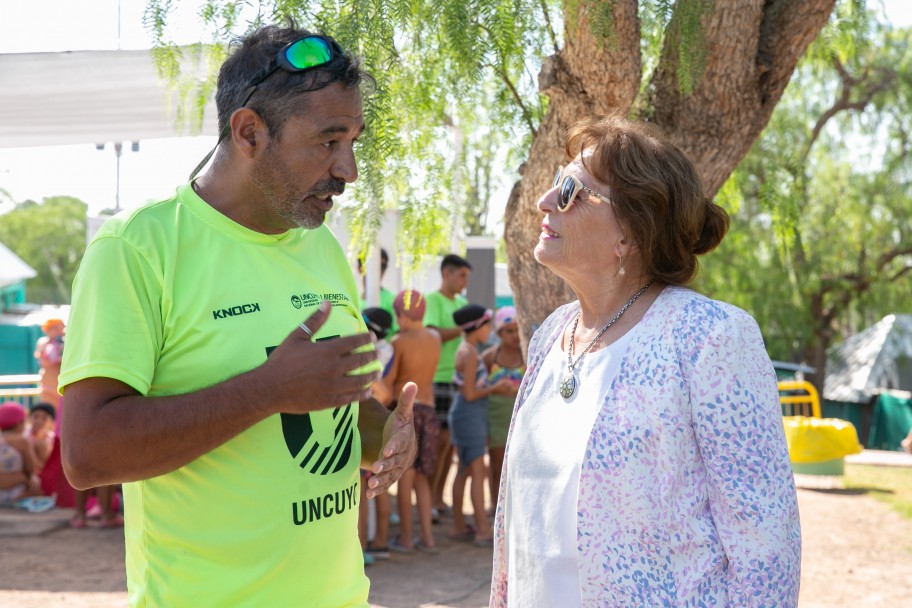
[805, 292, 833, 390]
[506, 0, 641, 347]
[506, 0, 836, 346]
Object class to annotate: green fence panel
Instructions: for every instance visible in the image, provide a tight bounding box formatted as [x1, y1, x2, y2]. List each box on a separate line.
[0, 324, 42, 374]
[821, 399, 865, 431]
[867, 393, 912, 451]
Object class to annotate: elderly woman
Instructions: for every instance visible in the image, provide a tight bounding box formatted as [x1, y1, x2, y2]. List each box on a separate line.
[490, 115, 801, 607]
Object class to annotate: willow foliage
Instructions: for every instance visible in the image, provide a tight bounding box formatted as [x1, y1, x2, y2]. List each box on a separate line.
[143, 0, 725, 265]
[704, 10, 912, 364]
[145, 0, 868, 273]
[144, 0, 552, 266]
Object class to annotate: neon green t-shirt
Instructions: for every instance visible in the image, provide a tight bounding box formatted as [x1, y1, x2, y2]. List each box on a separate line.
[423, 290, 467, 384]
[59, 183, 369, 607]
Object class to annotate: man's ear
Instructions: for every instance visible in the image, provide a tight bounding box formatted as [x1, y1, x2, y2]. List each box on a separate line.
[229, 107, 269, 159]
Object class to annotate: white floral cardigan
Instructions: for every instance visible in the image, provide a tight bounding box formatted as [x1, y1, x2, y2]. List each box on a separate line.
[491, 286, 801, 607]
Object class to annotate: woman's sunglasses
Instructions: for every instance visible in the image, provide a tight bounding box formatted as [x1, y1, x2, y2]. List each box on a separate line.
[189, 36, 344, 180]
[552, 167, 613, 212]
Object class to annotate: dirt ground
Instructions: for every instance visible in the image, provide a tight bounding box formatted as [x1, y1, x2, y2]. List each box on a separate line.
[1, 486, 911, 607]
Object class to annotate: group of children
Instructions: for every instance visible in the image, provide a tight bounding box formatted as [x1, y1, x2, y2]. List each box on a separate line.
[0, 318, 67, 505]
[0, 317, 124, 527]
[357, 283, 525, 564]
[0, 400, 56, 504]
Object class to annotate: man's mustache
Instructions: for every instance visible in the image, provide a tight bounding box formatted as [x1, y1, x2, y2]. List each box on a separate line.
[309, 178, 346, 198]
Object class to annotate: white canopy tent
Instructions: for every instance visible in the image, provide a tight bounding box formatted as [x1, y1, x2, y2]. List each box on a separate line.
[0, 49, 514, 308]
[0, 49, 218, 149]
[824, 314, 912, 403]
[0, 241, 36, 288]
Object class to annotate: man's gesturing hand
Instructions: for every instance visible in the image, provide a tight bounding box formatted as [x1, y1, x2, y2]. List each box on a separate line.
[261, 301, 380, 414]
[366, 382, 418, 499]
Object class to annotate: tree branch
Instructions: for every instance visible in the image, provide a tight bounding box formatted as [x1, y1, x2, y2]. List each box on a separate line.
[819, 245, 912, 295]
[472, 19, 537, 135]
[803, 58, 855, 162]
[757, 1, 837, 110]
[647, 0, 835, 195]
[480, 60, 536, 135]
[539, 0, 560, 54]
[887, 263, 912, 283]
[802, 57, 896, 164]
[876, 245, 912, 270]
[524, 61, 546, 120]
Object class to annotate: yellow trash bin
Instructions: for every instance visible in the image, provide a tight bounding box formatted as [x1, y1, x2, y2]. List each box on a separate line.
[782, 416, 863, 475]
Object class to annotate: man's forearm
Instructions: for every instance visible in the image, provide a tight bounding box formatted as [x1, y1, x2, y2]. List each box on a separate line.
[358, 397, 391, 467]
[62, 310, 378, 490]
[61, 320, 378, 489]
[62, 371, 273, 489]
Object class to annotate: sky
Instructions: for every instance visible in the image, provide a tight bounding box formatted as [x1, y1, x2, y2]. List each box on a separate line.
[0, 0, 911, 218]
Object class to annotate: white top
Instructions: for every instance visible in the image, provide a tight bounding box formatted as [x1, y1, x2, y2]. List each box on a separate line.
[505, 326, 636, 608]
[491, 289, 801, 607]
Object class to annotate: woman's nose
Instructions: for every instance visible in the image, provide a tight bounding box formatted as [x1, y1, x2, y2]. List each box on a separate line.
[537, 184, 560, 214]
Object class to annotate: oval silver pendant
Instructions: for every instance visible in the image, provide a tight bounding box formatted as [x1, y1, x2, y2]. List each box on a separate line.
[558, 372, 576, 399]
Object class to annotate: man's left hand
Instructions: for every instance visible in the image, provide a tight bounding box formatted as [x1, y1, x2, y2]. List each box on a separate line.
[366, 382, 417, 499]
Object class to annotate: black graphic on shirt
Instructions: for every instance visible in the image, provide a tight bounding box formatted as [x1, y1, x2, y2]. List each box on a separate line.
[266, 340, 354, 475]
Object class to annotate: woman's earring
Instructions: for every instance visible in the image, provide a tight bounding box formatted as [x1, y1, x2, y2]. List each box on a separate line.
[618, 257, 626, 277]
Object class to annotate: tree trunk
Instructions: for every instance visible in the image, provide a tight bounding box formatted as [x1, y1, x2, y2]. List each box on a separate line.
[804, 288, 833, 391]
[506, 0, 836, 346]
[506, 1, 642, 346]
[804, 336, 829, 395]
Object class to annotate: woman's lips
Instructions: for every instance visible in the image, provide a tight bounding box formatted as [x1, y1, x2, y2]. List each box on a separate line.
[540, 223, 560, 239]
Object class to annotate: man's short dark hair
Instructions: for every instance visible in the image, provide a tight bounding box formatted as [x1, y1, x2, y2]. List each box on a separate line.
[215, 20, 375, 138]
[441, 254, 471, 273]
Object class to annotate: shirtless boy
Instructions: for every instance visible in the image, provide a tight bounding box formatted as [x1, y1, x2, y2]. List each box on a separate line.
[383, 290, 442, 552]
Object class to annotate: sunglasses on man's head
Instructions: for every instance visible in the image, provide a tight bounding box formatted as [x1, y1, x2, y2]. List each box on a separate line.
[189, 35, 344, 181]
[552, 167, 613, 212]
[240, 36, 344, 107]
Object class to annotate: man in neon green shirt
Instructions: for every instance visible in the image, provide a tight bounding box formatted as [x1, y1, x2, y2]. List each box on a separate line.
[423, 253, 471, 515]
[59, 24, 417, 608]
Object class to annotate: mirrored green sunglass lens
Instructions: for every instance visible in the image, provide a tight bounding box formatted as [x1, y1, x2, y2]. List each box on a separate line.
[285, 39, 332, 69]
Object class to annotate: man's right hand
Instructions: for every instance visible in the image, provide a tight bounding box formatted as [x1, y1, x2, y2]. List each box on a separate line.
[259, 301, 380, 415]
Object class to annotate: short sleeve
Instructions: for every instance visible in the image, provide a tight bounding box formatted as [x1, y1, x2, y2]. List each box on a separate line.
[59, 236, 164, 395]
[423, 293, 443, 327]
